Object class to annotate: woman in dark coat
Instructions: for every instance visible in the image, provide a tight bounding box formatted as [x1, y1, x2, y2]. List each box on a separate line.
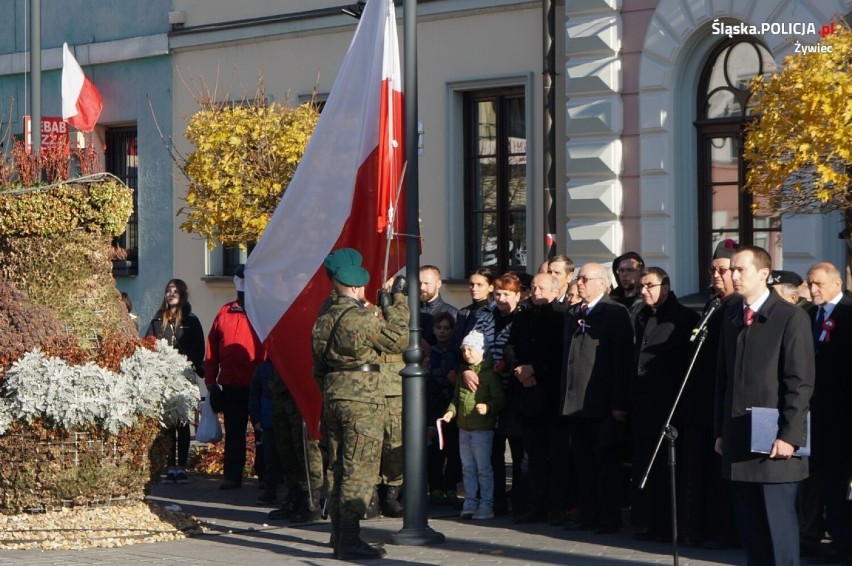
[146, 278, 205, 483]
[452, 267, 495, 349]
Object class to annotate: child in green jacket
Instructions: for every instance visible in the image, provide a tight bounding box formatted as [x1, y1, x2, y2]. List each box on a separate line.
[443, 330, 504, 520]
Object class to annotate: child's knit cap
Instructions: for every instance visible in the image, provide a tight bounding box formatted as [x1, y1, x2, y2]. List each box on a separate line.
[461, 330, 485, 354]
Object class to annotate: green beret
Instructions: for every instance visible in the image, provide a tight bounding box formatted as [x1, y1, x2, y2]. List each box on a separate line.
[333, 264, 370, 287]
[323, 248, 363, 276]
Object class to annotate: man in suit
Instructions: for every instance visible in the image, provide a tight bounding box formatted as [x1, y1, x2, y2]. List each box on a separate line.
[806, 262, 852, 563]
[768, 267, 823, 557]
[680, 239, 741, 548]
[560, 262, 634, 534]
[714, 246, 815, 565]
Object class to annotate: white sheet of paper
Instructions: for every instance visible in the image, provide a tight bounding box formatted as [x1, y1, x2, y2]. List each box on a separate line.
[436, 418, 445, 450]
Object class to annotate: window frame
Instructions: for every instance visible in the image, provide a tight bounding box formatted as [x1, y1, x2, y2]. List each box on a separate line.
[105, 126, 138, 277]
[462, 86, 528, 276]
[695, 36, 780, 284]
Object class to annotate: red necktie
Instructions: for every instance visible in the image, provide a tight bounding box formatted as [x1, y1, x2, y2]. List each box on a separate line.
[744, 307, 755, 327]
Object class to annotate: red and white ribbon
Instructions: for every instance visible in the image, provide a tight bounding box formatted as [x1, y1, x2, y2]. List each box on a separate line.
[821, 318, 835, 343]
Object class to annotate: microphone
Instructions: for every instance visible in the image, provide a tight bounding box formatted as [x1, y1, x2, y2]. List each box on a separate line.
[690, 297, 721, 343]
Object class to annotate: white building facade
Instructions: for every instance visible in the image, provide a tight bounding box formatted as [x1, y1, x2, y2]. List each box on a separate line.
[167, 0, 851, 326]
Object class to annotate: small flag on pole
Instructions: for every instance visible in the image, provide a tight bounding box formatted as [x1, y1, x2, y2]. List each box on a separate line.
[61, 43, 103, 132]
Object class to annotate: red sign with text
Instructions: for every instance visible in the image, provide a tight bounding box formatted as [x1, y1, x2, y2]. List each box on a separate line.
[24, 116, 70, 154]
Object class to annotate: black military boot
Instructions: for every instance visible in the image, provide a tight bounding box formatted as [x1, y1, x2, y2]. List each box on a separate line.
[330, 513, 385, 549]
[380, 485, 404, 518]
[334, 515, 386, 560]
[268, 487, 298, 520]
[363, 485, 380, 519]
[329, 513, 340, 548]
[289, 490, 322, 523]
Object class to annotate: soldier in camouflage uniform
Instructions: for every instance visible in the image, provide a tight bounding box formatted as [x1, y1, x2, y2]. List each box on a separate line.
[268, 248, 363, 524]
[312, 249, 408, 560]
[377, 355, 405, 517]
[266, 375, 326, 523]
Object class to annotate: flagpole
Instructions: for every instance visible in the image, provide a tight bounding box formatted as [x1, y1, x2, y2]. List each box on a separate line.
[30, 0, 41, 154]
[543, 0, 556, 259]
[391, 0, 444, 546]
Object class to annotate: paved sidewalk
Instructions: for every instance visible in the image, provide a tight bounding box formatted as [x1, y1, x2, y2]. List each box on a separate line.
[0, 475, 745, 565]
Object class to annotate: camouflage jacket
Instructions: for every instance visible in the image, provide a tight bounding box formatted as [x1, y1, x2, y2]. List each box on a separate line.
[312, 293, 408, 402]
[379, 359, 405, 396]
[365, 303, 405, 397]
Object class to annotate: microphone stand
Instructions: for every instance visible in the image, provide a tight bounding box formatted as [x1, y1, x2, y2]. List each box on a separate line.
[638, 321, 712, 566]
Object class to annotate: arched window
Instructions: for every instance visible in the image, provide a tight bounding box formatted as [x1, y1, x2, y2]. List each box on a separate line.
[695, 37, 780, 284]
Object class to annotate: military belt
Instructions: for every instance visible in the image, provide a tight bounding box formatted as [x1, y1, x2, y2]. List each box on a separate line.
[341, 364, 380, 372]
[378, 354, 403, 363]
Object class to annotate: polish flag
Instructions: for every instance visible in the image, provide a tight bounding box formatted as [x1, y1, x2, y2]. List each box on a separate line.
[243, 0, 406, 440]
[61, 43, 103, 133]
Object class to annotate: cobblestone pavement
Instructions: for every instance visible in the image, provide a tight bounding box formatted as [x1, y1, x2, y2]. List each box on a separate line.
[0, 475, 745, 565]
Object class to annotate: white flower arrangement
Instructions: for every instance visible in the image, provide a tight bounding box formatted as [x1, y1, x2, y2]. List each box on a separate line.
[0, 339, 201, 435]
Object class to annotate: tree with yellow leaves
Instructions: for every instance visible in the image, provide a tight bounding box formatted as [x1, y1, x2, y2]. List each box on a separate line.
[178, 84, 319, 249]
[744, 23, 852, 259]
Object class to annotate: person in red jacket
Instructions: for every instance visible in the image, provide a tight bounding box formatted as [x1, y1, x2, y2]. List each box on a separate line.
[205, 267, 267, 490]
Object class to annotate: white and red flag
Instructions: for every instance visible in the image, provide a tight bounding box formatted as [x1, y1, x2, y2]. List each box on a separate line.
[61, 43, 103, 133]
[244, 0, 406, 440]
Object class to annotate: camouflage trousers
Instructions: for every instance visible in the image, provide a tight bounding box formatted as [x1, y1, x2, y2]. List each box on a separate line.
[324, 397, 385, 523]
[380, 395, 404, 486]
[271, 388, 324, 493]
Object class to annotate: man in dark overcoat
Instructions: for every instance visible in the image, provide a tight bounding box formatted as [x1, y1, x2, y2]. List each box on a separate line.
[507, 272, 565, 524]
[805, 261, 852, 563]
[631, 267, 698, 540]
[560, 262, 634, 534]
[714, 246, 814, 565]
[679, 239, 741, 547]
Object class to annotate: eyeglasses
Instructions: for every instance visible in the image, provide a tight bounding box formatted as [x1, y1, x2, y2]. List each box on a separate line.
[641, 282, 663, 290]
[577, 276, 604, 284]
[708, 267, 730, 275]
[617, 267, 638, 274]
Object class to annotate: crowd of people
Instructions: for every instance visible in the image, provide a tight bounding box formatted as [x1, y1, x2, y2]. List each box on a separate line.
[417, 245, 850, 565]
[139, 242, 851, 564]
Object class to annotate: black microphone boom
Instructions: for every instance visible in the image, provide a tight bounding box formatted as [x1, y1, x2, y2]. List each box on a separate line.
[690, 297, 721, 343]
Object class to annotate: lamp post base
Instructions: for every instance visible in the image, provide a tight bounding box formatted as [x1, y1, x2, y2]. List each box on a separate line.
[390, 526, 446, 546]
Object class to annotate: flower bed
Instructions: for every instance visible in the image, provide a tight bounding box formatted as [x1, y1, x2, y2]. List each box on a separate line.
[0, 153, 191, 519]
[0, 341, 199, 514]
